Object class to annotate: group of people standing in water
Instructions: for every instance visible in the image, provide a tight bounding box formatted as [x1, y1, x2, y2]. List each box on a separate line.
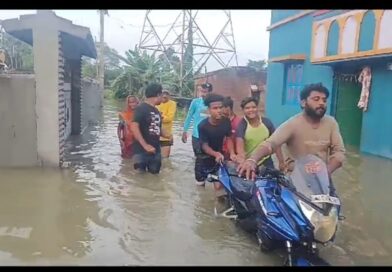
[117, 81, 346, 197]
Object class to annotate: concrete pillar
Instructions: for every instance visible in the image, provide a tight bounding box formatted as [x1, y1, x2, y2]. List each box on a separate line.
[32, 12, 60, 167]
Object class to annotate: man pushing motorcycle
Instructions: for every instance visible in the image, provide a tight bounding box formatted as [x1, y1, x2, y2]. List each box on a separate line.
[237, 83, 346, 181]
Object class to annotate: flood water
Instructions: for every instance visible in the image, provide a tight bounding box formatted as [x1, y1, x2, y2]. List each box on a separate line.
[0, 99, 391, 266]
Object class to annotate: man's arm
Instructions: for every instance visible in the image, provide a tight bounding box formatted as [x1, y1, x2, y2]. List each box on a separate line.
[224, 120, 236, 161]
[226, 137, 237, 162]
[327, 119, 346, 175]
[275, 146, 286, 171]
[238, 120, 294, 180]
[262, 117, 285, 169]
[130, 108, 155, 153]
[130, 122, 149, 150]
[199, 123, 224, 163]
[235, 120, 247, 162]
[182, 100, 196, 143]
[183, 100, 196, 132]
[201, 142, 221, 158]
[249, 120, 293, 163]
[236, 138, 246, 158]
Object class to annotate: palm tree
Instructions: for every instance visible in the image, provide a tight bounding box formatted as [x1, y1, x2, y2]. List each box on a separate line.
[111, 47, 181, 99]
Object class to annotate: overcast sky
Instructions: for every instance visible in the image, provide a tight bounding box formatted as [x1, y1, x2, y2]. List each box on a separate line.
[0, 10, 271, 71]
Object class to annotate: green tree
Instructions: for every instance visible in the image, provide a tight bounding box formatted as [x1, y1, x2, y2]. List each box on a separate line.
[246, 59, 267, 72]
[158, 47, 180, 74]
[111, 46, 182, 99]
[81, 58, 97, 79]
[111, 47, 160, 98]
[0, 30, 34, 71]
[82, 42, 122, 87]
[97, 41, 121, 69]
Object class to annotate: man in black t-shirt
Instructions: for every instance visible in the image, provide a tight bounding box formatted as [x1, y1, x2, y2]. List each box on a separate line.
[196, 93, 237, 189]
[131, 83, 172, 174]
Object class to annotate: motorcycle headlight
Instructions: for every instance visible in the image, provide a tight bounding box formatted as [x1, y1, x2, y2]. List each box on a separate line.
[299, 200, 338, 243]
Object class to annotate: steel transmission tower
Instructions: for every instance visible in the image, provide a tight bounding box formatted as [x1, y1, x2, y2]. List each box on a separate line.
[139, 10, 238, 96]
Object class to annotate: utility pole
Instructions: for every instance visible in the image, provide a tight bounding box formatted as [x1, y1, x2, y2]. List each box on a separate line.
[98, 10, 108, 90]
[179, 10, 185, 93]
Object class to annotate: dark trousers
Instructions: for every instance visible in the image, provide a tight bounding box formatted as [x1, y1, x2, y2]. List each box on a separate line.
[192, 136, 220, 182]
[192, 136, 202, 156]
[133, 151, 162, 174]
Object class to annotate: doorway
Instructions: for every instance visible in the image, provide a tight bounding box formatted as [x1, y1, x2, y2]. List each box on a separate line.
[333, 73, 363, 148]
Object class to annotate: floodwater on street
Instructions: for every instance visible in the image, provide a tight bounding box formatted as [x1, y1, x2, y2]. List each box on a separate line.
[0, 99, 391, 265]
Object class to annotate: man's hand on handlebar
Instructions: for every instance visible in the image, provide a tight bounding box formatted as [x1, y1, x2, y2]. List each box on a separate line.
[237, 159, 257, 181]
[214, 152, 225, 164]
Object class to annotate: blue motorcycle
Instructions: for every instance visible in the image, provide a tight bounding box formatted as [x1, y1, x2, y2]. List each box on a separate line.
[207, 155, 344, 266]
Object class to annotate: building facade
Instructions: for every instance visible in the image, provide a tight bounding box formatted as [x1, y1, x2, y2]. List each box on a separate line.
[267, 10, 392, 159]
[194, 66, 267, 115]
[0, 10, 100, 167]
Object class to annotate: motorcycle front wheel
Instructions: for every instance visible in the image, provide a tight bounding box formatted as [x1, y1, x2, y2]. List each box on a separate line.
[257, 230, 276, 252]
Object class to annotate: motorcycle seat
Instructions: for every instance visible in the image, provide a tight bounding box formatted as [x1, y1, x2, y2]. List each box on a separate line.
[230, 176, 254, 201]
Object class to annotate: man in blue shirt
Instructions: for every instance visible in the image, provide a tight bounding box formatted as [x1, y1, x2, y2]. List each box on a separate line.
[182, 83, 213, 185]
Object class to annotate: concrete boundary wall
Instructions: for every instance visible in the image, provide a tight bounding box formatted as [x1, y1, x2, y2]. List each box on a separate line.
[0, 74, 39, 167]
[81, 79, 102, 133]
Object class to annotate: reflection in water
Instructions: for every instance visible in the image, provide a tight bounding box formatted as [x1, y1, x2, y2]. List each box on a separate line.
[325, 149, 392, 265]
[0, 168, 100, 265]
[0, 99, 391, 265]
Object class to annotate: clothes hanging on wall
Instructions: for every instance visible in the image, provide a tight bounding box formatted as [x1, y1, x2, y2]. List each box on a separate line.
[357, 66, 372, 112]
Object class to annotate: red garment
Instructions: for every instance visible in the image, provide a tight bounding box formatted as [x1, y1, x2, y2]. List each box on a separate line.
[119, 110, 135, 158]
[223, 115, 242, 158]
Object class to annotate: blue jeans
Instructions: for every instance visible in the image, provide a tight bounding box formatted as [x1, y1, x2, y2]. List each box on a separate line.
[133, 151, 162, 174]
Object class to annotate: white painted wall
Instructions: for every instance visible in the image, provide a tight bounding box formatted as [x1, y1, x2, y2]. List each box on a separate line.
[314, 24, 327, 58]
[378, 10, 392, 49]
[341, 16, 357, 54]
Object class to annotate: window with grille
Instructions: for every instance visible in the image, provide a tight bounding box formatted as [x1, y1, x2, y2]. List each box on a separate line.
[283, 63, 304, 105]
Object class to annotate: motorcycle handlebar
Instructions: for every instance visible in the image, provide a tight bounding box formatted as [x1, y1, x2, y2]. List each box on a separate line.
[258, 166, 283, 178]
[210, 161, 286, 184]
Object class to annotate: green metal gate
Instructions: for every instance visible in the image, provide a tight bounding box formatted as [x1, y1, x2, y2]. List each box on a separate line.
[334, 74, 363, 148]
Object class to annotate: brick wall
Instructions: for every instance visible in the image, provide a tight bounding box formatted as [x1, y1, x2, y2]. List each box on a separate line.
[194, 67, 267, 116]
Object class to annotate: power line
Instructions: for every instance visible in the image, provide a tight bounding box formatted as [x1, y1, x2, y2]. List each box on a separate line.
[108, 15, 177, 29]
